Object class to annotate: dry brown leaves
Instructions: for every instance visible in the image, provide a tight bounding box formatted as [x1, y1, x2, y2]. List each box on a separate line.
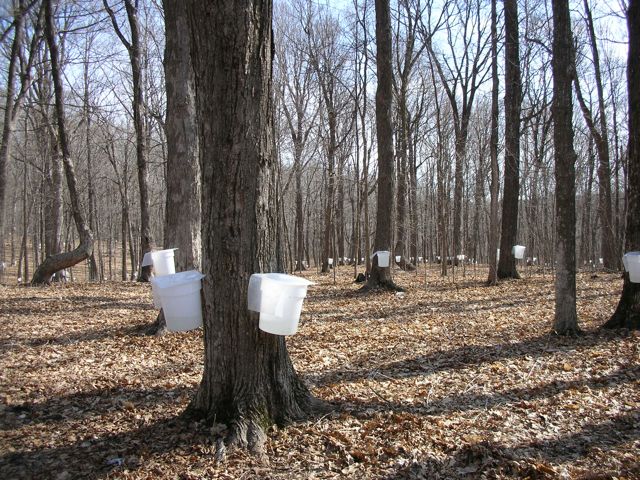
[0, 266, 638, 479]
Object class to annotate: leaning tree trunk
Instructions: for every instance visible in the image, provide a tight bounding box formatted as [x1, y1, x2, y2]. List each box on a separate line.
[551, 0, 580, 335]
[185, 0, 325, 456]
[32, 0, 93, 285]
[604, 0, 640, 330]
[497, 0, 522, 280]
[365, 0, 402, 292]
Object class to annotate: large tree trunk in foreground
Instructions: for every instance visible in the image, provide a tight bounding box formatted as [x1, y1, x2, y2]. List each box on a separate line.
[32, 0, 93, 285]
[497, 0, 522, 280]
[365, 0, 402, 291]
[186, 0, 324, 457]
[605, 0, 640, 330]
[551, 0, 579, 334]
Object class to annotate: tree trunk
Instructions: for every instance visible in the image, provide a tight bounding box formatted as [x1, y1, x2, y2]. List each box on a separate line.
[551, 0, 579, 334]
[498, 0, 522, 280]
[162, 0, 201, 273]
[573, 0, 616, 270]
[32, 0, 94, 285]
[84, 39, 100, 282]
[487, 0, 499, 285]
[0, 0, 27, 266]
[149, 0, 202, 336]
[104, 0, 154, 282]
[185, 0, 325, 456]
[365, 0, 402, 291]
[605, 0, 640, 330]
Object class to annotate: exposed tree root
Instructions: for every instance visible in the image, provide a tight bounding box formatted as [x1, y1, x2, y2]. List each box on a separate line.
[603, 278, 640, 330]
[146, 309, 168, 336]
[552, 327, 583, 337]
[359, 280, 405, 293]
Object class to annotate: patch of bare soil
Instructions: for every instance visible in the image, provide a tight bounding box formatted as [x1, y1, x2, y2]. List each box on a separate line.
[1, 266, 638, 479]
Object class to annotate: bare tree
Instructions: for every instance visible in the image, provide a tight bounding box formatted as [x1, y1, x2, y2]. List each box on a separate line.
[103, 0, 154, 281]
[32, 0, 94, 285]
[497, 0, 523, 279]
[366, 0, 402, 291]
[423, 0, 491, 263]
[573, 0, 616, 271]
[551, 0, 579, 335]
[605, 0, 640, 330]
[0, 0, 41, 271]
[487, 0, 500, 285]
[185, 0, 326, 457]
[275, 3, 319, 273]
[149, 0, 202, 336]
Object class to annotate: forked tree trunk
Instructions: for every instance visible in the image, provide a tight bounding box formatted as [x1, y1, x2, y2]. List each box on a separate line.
[185, 0, 325, 456]
[605, 0, 640, 330]
[32, 0, 93, 285]
[551, 0, 579, 334]
[365, 0, 402, 291]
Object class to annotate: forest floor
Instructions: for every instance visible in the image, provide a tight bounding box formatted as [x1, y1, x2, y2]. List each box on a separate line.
[0, 266, 638, 479]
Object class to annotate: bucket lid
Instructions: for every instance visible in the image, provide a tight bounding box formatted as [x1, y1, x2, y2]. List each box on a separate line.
[152, 270, 204, 289]
[259, 272, 315, 287]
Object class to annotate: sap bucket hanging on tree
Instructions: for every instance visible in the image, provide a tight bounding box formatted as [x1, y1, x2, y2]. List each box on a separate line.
[623, 252, 640, 283]
[142, 248, 178, 276]
[247, 273, 314, 335]
[373, 251, 390, 267]
[151, 270, 205, 332]
[512, 245, 526, 260]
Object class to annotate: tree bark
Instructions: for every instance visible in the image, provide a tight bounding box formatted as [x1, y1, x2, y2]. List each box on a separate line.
[551, 0, 580, 334]
[185, 0, 325, 456]
[149, 0, 202, 336]
[489, 83, 502, 288]
[497, 0, 522, 280]
[365, 0, 402, 291]
[605, 0, 640, 330]
[162, 0, 201, 273]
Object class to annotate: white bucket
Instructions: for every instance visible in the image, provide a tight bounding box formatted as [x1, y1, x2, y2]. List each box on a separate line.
[456, 254, 466, 261]
[152, 270, 204, 332]
[144, 248, 178, 307]
[395, 255, 401, 263]
[373, 251, 390, 267]
[142, 248, 177, 276]
[512, 245, 526, 260]
[623, 252, 640, 282]
[248, 273, 314, 335]
[328, 258, 334, 266]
